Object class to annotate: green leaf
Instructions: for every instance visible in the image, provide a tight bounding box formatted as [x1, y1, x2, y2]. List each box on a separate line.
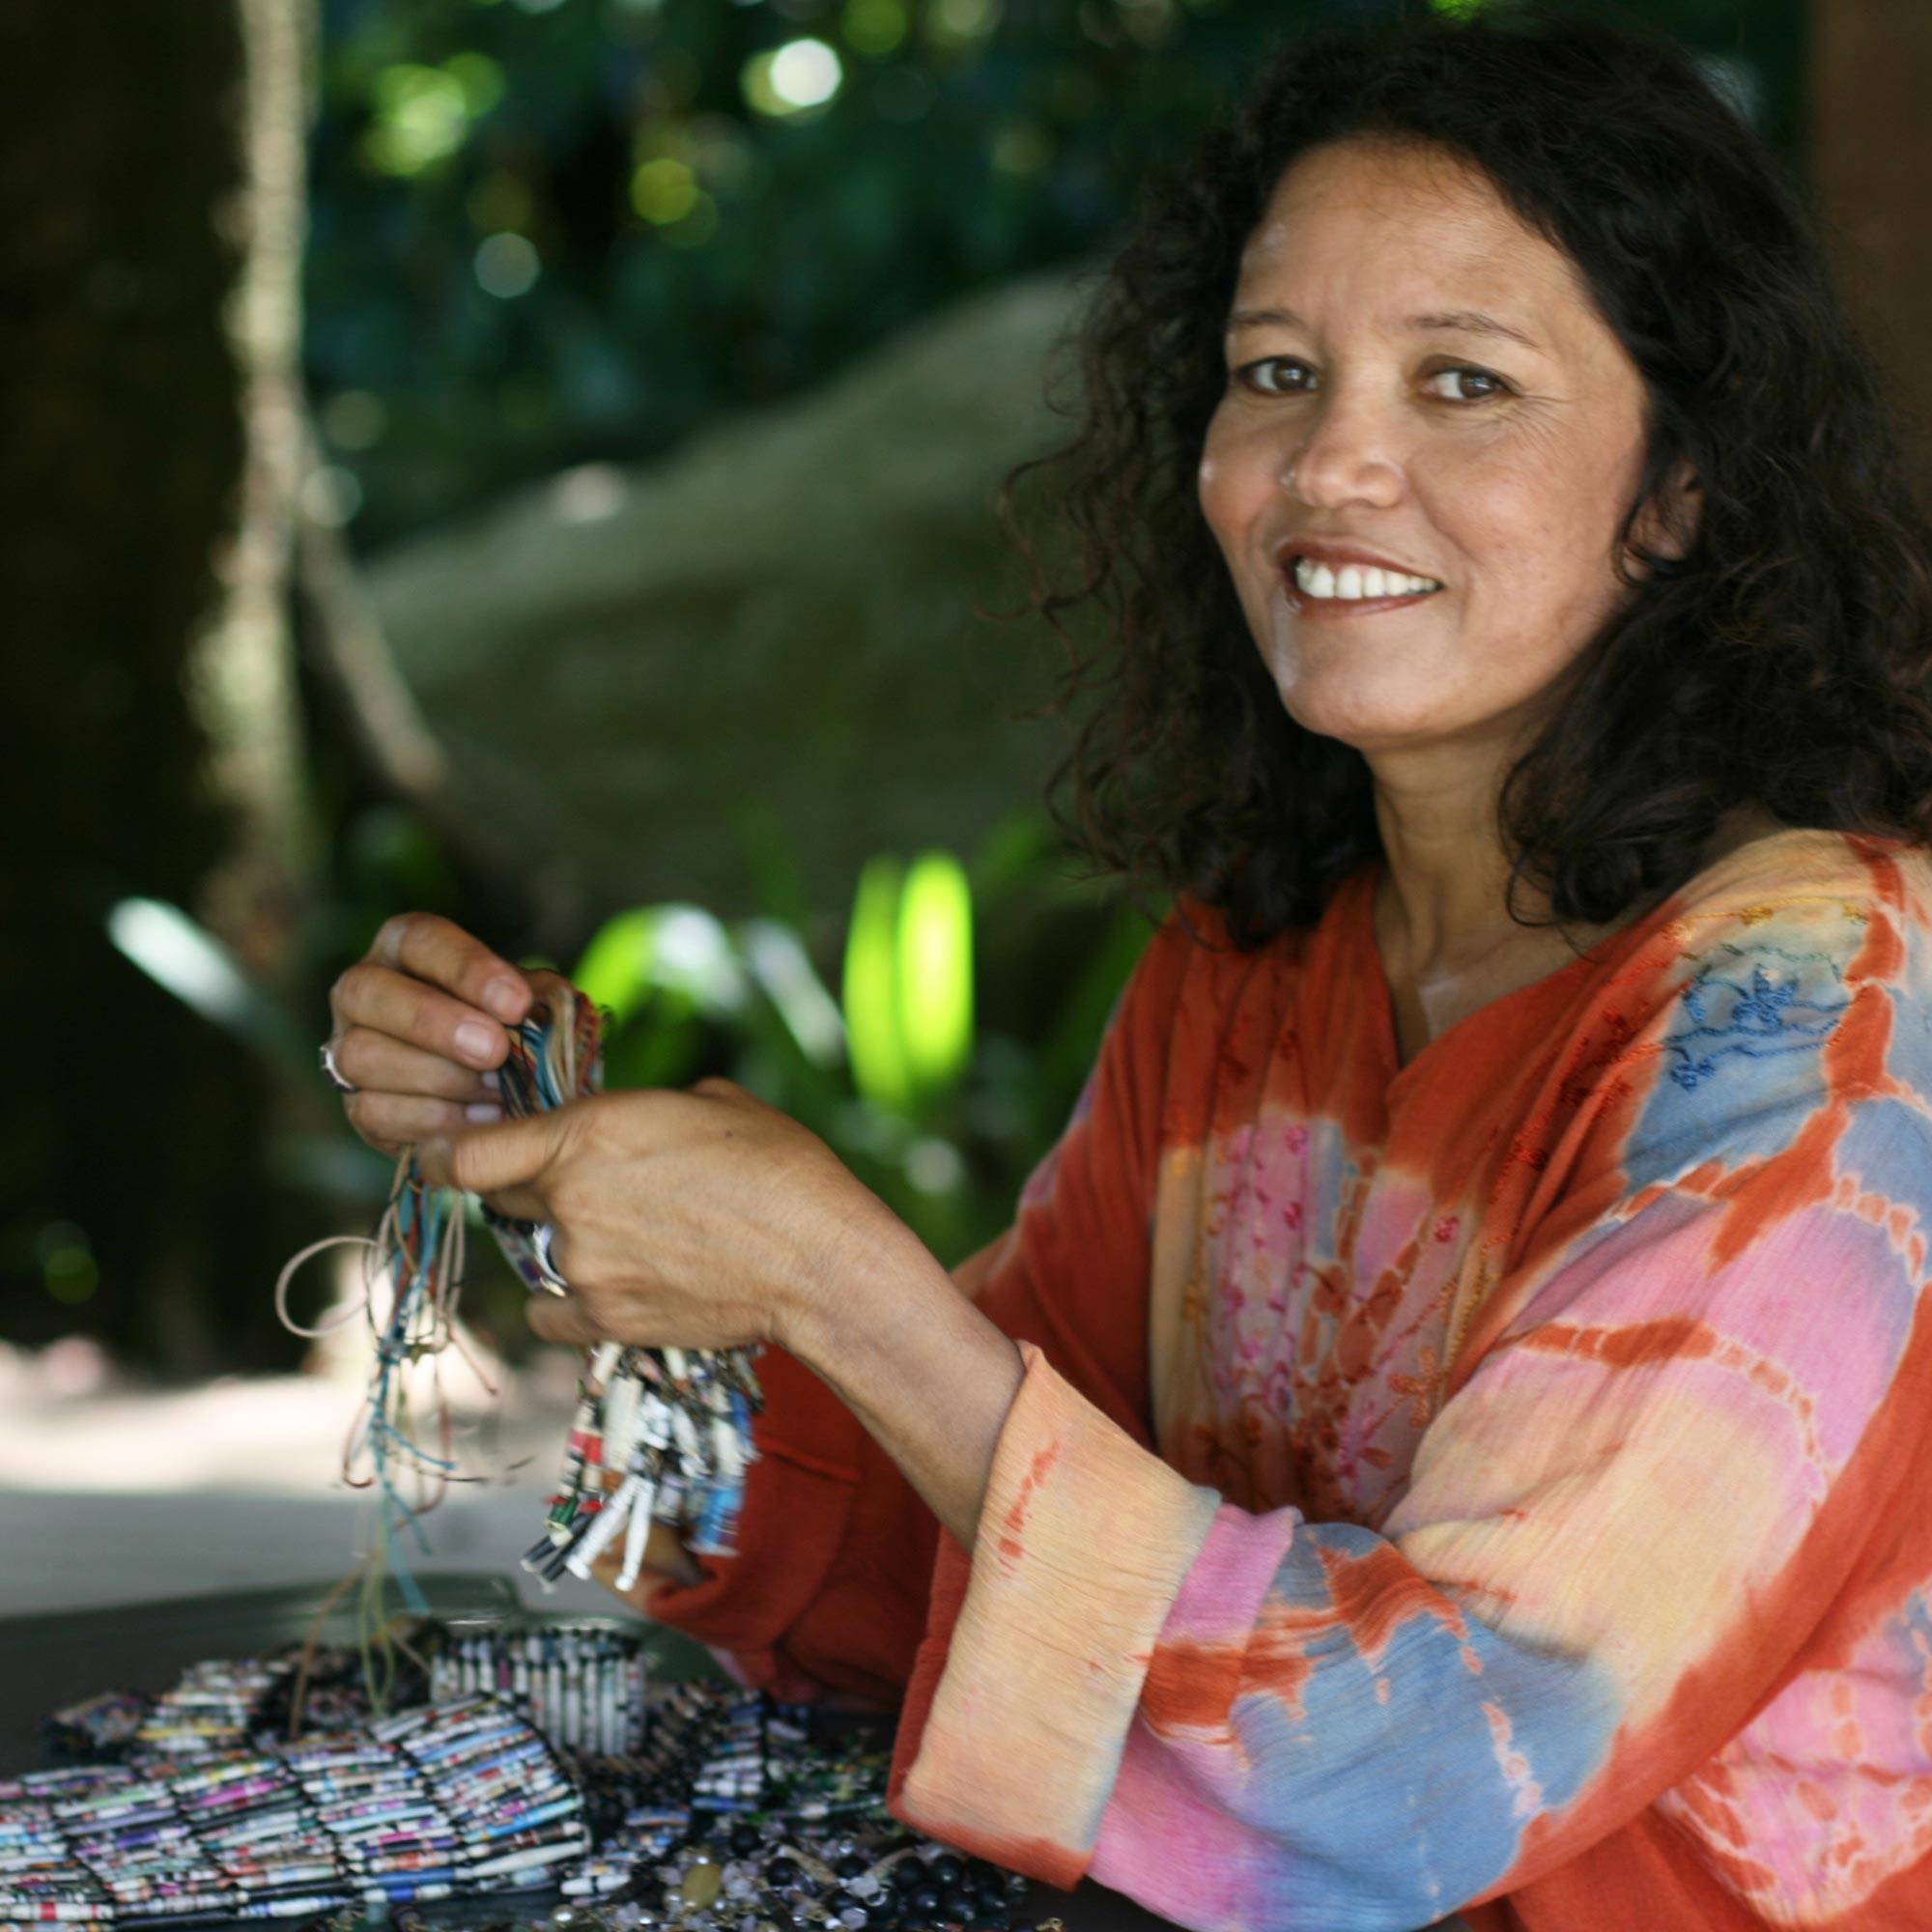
[571, 907, 660, 1026]
[896, 847, 973, 1099]
[843, 854, 912, 1111]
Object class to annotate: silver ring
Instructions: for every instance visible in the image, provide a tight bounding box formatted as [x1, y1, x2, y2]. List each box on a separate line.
[530, 1222, 571, 1296]
[319, 1038, 356, 1095]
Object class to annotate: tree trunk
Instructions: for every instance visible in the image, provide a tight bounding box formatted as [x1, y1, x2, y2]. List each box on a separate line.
[0, 0, 317, 1374]
[190, 0, 320, 988]
[1810, 0, 1932, 498]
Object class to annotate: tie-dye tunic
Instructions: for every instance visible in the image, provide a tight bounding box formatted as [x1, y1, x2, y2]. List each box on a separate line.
[617, 828, 1932, 1931]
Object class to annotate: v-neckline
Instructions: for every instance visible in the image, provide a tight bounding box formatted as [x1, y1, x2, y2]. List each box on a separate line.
[1351, 863, 1606, 1102]
[1345, 862, 1646, 1105]
[1351, 827, 1833, 1103]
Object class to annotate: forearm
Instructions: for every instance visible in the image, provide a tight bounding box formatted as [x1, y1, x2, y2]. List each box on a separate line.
[782, 1225, 1026, 1554]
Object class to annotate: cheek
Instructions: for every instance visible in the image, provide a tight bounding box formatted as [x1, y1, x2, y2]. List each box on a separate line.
[1422, 429, 1631, 603]
[1418, 454, 1622, 617]
[1197, 414, 1274, 542]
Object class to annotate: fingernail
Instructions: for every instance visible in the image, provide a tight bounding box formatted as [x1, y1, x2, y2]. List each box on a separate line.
[480, 1069, 500, 1093]
[456, 1021, 496, 1062]
[485, 979, 525, 1021]
[467, 1101, 503, 1123]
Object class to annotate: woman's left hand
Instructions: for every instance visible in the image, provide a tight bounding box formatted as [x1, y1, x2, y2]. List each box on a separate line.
[415, 1077, 901, 1358]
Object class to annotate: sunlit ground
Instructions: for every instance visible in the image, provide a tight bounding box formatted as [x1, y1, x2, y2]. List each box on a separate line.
[0, 1317, 612, 1619]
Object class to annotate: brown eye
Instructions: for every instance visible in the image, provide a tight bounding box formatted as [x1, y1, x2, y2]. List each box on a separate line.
[1424, 364, 1508, 403]
[1236, 356, 1316, 396]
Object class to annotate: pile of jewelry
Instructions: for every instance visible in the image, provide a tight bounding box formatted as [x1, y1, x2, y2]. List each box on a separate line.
[0, 1694, 585, 1925]
[132, 1657, 295, 1759]
[14, 1636, 1065, 1932]
[0, 1700, 583, 1924]
[430, 1619, 647, 1757]
[554, 1682, 1050, 1932]
[482, 985, 763, 1577]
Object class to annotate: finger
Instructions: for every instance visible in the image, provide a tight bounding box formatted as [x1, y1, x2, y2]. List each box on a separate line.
[417, 1111, 561, 1196]
[331, 961, 513, 1075]
[331, 1027, 502, 1105]
[526, 1293, 605, 1350]
[369, 912, 532, 1025]
[476, 1182, 549, 1222]
[344, 1090, 485, 1157]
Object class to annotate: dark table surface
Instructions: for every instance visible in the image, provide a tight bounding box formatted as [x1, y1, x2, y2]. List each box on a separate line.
[0, 1573, 1175, 1932]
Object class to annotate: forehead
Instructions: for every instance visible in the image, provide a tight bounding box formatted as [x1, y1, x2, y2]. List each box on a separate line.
[1235, 137, 1594, 337]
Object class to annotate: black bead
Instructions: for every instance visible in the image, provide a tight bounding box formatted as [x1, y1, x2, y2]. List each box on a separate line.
[930, 1857, 964, 1887]
[909, 1888, 943, 1918]
[836, 1855, 869, 1879]
[730, 1826, 762, 1857]
[890, 1864, 925, 1894]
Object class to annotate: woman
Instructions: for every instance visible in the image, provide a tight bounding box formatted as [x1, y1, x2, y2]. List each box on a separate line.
[323, 11, 1932, 1929]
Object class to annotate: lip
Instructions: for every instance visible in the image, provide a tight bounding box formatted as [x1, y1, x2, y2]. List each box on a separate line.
[1270, 537, 1442, 581]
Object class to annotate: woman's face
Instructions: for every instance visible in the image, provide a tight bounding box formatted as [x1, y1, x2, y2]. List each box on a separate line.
[1199, 137, 1683, 767]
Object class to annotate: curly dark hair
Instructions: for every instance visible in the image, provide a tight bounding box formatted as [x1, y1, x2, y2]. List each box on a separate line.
[988, 2, 1932, 954]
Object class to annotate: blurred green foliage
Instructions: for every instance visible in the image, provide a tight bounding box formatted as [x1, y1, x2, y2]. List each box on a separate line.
[309, 0, 1804, 550]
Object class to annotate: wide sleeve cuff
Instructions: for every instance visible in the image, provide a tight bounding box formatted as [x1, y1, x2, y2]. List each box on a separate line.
[889, 1339, 1222, 1886]
[605, 1340, 867, 1678]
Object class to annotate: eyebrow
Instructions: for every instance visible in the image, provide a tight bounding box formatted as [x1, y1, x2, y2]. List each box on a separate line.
[1224, 305, 1543, 352]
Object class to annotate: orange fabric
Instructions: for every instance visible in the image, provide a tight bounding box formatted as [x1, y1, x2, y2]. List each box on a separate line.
[614, 831, 1932, 1930]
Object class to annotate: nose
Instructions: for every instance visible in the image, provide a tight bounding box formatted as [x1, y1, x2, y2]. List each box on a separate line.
[1281, 389, 1404, 510]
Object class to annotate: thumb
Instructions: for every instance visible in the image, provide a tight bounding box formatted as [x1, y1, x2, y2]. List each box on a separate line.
[526, 1291, 604, 1350]
[417, 1110, 561, 1199]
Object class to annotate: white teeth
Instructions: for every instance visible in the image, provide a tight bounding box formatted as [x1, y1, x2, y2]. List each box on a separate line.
[1292, 555, 1441, 599]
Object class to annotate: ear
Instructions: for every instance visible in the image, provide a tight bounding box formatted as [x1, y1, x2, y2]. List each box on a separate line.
[1634, 456, 1701, 564]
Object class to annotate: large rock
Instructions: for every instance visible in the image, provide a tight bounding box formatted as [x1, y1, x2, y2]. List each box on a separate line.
[362, 257, 1116, 928]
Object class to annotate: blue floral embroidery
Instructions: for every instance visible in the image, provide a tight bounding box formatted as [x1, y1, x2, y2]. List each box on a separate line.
[1661, 943, 1854, 1091]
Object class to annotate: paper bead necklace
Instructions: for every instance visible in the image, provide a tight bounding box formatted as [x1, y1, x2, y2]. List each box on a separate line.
[275, 980, 763, 1627]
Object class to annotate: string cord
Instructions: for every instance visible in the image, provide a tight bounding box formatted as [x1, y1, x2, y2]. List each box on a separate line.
[276, 979, 765, 1693]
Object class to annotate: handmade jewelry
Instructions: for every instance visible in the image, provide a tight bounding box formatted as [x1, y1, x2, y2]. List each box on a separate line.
[276, 980, 764, 1650]
[0, 1694, 585, 1926]
[12, 1647, 1057, 1932]
[429, 1619, 648, 1759]
[475, 983, 763, 1577]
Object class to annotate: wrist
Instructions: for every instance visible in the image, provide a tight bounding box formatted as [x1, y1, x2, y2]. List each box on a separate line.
[778, 1210, 949, 1371]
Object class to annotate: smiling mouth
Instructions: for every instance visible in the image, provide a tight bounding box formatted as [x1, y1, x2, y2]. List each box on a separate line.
[1285, 554, 1445, 605]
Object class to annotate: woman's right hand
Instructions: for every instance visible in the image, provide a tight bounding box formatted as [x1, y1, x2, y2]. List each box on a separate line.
[325, 911, 537, 1158]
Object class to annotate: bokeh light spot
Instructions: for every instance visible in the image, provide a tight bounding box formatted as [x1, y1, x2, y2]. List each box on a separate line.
[842, 0, 908, 57]
[363, 64, 470, 176]
[743, 39, 843, 119]
[631, 156, 699, 224]
[474, 231, 540, 297]
[444, 50, 506, 115]
[925, 0, 1001, 50]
